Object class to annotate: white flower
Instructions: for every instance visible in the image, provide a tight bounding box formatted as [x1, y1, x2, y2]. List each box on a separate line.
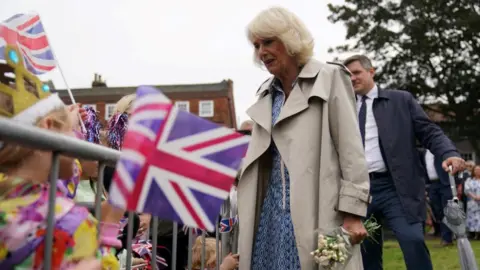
[318, 256, 330, 266]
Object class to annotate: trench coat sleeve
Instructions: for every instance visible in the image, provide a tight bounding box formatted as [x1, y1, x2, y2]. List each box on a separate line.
[406, 93, 460, 161]
[328, 66, 370, 217]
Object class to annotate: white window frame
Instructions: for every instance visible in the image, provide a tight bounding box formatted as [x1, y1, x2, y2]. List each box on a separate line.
[105, 103, 116, 120]
[175, 101, 190, 112]
[461, 152, 476, 162]
[199, 100, 214, 117]
[82, 104, 97, 111]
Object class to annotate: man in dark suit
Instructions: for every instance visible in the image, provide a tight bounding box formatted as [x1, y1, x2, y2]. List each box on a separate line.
[343, 55, 465, 270]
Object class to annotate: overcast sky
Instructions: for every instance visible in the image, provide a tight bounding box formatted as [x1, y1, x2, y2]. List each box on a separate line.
[2, 0, 350, 126]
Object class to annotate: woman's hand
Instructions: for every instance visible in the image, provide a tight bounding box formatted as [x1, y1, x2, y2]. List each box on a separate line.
[137, 213, 152, 236]
[220, 253, 239, 270]
[342, 214, 367, 245]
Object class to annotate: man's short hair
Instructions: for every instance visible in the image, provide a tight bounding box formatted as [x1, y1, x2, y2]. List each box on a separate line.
[343, 54, 374, 70]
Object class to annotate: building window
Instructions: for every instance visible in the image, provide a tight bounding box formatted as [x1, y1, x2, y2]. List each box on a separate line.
[82, 104, 96, 111]
[175, 101, 190, 112]
[105, 104, 116, 120]
[199, 100, 214, 117]
[461, 152, 476, 162]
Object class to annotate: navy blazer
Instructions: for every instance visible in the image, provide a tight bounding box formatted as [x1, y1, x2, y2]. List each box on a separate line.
[372, 88, 459, 223]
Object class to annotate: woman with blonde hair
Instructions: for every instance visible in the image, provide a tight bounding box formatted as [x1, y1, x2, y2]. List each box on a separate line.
[101, 94, 151, 243]
[191, 237, 239, 270]
[237, 7, 370, 270]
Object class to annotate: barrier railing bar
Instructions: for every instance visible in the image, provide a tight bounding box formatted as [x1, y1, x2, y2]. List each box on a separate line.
[151, 217, 159, 270]
[215, 222, 220, 270]
[126, 211, 134, 270]
[187, 230, 193, 270]
[95, 163, 106, 228]
[172, 222, 178, 270]
[0, 118, 119, 165]
[201, 232, 206, 270]
[44, 152, 60, 270]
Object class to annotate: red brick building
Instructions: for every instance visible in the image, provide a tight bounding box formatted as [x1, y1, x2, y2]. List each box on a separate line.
[53, 75, 238, 128]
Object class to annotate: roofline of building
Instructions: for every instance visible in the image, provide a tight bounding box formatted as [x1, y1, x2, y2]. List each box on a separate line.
[52, 79, 232, 98]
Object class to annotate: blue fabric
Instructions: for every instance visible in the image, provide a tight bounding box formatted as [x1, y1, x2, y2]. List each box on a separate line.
[251, 81, 301, 270]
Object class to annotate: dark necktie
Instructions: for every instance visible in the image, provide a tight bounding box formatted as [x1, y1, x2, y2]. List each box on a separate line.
[358, 95, 368, 147]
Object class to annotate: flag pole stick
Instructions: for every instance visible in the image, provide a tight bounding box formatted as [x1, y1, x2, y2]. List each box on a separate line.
[36, 13, 86, 132]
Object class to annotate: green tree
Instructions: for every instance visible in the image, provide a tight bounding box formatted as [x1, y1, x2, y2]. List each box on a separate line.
[327, 0, 480, 157]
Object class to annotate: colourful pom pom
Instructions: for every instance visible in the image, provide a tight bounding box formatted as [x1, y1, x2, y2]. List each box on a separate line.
[84, 107, 102, 144]
[107, 112, 128, 150]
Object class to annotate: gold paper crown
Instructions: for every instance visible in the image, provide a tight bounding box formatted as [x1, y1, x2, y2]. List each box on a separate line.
[0, 45, 53, 118]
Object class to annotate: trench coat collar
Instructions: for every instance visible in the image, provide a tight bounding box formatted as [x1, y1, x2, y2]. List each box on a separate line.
[247, 59, 325, 133]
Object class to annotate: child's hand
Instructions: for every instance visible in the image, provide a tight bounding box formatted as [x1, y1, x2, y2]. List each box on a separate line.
[220, 253, 239, 270]
[137, 213, 152, 235]
[67, 104, 82, 132]
[81, 160, 98, 178]
[71, 258, 102, 270]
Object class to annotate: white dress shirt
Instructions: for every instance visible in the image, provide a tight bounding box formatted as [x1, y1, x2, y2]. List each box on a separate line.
[425, 150, 439, 180]
[356, 85, 387, 173]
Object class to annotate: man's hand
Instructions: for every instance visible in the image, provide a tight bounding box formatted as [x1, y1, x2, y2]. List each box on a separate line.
[342, 214, 367, 245]
[442, 157, 465, 174]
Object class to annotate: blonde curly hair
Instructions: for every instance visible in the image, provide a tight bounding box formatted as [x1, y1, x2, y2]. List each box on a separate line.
[191, 236, 218, 269]
[246, 6, 315, 66]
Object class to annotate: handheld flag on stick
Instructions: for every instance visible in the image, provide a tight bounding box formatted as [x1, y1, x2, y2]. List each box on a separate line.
[109, 86, 249, 232]
[1, 12, 86, 131]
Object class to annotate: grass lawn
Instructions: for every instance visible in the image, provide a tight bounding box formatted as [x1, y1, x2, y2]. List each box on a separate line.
[383, 239, 480, 269]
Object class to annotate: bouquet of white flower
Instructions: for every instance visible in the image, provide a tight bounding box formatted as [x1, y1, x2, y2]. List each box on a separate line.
[311, 216, 380, 269]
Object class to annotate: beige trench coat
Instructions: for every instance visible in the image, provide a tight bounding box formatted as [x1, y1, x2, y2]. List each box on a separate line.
[237, 59, 371, 270]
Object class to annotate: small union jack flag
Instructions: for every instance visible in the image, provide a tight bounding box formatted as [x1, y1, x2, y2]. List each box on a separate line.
[182, 225, 205, 235]
[109, 86, 249, 232]
[219, 216, 238, 233]
[0, 13, 56, 74]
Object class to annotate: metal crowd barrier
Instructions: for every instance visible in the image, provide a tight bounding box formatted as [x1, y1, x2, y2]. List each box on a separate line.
[0, 117, 238, 270]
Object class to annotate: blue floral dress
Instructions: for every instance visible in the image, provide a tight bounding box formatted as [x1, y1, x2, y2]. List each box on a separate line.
[465, 178, 480, 232]
[251, 80, 301, 270]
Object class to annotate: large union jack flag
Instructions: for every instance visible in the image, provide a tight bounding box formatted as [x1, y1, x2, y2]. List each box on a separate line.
[0, 13, 56, 74]
[109, 86, 249, 232]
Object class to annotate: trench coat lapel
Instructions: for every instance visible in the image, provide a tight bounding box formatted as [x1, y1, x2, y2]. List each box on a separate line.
[274, 59, 326, 125]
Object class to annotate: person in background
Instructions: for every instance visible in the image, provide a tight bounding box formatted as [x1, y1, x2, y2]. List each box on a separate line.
[424, 149, 453, 246]
[344, 54, 465, 270]
[464, 165, 480, 239]
[457, 160, 475, 211]
[239, 120, 254, 132]
[191, 236, 239, 270]
[101, 94, 149, 253]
